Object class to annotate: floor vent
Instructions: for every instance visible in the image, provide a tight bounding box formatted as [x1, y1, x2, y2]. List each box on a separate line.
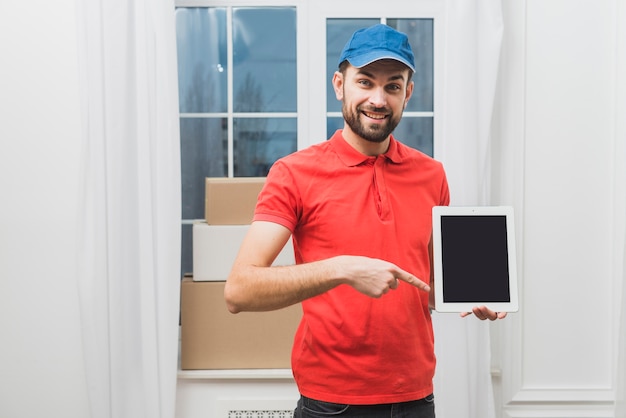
[227, 411, 293, 418]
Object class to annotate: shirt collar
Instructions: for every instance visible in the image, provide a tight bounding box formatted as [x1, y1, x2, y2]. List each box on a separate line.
[330, 130, 403, 167]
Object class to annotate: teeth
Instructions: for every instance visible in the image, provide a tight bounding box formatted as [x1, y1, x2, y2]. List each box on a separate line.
[364, 112, 386, 120]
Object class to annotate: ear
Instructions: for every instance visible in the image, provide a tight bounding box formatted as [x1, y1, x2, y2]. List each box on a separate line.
[404, 80, 414, 109]
[332, 71, 344, 101]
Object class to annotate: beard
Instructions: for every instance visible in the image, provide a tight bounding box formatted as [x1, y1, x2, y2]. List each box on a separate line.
[342, 102, 401, 143]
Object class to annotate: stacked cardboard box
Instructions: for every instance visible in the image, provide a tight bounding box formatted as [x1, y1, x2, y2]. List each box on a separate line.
[180, 278, 301, 370]
[204, 177, 266, 225]
[192, 224, 295, 281]
[193, 177, 295, 281]
[181, 177, 301, 370]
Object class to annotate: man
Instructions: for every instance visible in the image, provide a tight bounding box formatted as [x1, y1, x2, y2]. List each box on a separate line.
[225, 24, 504, 418]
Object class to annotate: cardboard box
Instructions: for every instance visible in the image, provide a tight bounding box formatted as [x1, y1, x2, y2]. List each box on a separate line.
[180, 278, 301, 370]
[192, 223, 295, 281]
[205, 177, 265, 224]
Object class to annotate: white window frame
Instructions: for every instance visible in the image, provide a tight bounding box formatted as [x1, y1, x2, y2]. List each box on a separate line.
[301, 0, 444, 156]
[175, 0, 444, 156]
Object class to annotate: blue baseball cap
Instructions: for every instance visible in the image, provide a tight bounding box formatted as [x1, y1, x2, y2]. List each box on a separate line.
[337, 24, 415, 72]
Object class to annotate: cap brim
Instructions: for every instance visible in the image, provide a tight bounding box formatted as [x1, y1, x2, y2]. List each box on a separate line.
[347, 51, 415, 72]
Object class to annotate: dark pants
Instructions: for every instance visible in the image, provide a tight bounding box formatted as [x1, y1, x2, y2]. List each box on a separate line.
[293, 394, 435, 418]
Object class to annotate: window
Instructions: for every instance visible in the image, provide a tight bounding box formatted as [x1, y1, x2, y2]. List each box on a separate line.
[175, 1, 442, 275]
[176, 5, 299, 273]
[176, 6, 297, 215]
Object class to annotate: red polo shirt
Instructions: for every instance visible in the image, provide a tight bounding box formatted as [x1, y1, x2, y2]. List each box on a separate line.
[254, 130, 450, 405]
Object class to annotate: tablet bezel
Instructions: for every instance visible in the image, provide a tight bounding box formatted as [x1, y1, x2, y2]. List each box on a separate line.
[431, 205, 519, 313]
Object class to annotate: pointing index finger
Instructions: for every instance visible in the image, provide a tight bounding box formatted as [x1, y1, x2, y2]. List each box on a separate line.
[395, 270, 430, 293]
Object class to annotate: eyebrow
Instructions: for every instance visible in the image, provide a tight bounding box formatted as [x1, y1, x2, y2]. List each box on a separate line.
[356, 69, 407, 83]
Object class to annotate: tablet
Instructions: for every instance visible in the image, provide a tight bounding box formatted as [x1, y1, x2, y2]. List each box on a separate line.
[432, 206, 519, 313]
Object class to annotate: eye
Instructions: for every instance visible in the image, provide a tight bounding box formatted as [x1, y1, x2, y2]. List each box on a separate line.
[358, 79, 372, 87]
[386, 84, 402, 92]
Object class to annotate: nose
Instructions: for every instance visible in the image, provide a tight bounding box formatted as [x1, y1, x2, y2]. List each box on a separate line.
[368, 87, 387, 108]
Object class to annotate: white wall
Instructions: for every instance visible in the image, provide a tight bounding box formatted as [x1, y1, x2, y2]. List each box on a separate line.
[492, 0, 624, 417]
[0, 1, 90, 418]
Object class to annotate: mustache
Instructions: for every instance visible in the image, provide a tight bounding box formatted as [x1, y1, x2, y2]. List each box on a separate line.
[358, 105, 391, 114]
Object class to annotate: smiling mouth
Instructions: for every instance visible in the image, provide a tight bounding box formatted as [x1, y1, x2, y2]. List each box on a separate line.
[362, 111, 387, 120]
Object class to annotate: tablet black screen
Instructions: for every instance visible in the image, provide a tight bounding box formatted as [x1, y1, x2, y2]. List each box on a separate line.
[440, 215, 511, 303]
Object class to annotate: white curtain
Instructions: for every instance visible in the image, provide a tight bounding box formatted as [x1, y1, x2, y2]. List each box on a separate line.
[614, 0, 626, 415]
[617, 242, 626, 417]
[433, 1, 503, 417]
[75, 0, 181, 417]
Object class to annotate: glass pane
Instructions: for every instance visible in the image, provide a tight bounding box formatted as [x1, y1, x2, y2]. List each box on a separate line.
[233, 8, 297, 112]
[387, 19, 433, 112]
[175, 8, 227, 113]
[233, 118, 297, 176]
[393, 116, 434, 156]
[326, 18, 380, 112]
[180, 117, 227, 219]
[327, 117, 344, 139]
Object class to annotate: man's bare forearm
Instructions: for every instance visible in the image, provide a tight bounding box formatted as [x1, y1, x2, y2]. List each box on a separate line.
[224, 258, 343, 313]
[225, 254, 430, 313]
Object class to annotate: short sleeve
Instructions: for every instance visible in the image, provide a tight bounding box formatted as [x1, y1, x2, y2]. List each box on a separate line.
[253, 159, 301, 233]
